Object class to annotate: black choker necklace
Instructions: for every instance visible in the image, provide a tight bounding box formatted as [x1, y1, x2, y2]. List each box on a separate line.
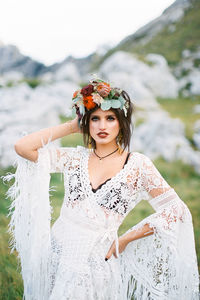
[94, 148, 118, 161]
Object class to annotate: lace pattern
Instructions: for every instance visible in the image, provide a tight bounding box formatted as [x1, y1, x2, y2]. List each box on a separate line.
[4, 144, 199, 299]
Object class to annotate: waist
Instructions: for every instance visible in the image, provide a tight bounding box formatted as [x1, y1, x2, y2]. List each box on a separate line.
[59, 205, 119, 242]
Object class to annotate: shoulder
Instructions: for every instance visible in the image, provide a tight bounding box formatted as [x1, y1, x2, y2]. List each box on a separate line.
[41, 145, 88, 160]
[57, 145, 87, 154]
[129, 151, 152, 164]
[76, 145, 88, 152]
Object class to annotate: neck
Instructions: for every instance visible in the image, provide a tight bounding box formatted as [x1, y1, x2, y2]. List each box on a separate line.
[95, 142, 118, 156]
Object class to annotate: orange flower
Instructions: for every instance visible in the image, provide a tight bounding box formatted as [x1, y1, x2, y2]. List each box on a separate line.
[83, 95, 96, 110]
[96, 82, 111, 97]
[73, 90, 78, 99]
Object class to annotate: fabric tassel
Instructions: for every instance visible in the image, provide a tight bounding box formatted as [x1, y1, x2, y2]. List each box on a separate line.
[3, 141, 54, 300]
[119, 189, 199, 300]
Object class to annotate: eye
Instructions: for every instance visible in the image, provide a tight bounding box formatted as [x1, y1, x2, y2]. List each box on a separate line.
[107, 116, 115, 121]
[91, 116, 99, 121]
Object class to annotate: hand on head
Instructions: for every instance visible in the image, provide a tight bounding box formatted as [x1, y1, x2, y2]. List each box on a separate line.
[70, 116, 83, 134]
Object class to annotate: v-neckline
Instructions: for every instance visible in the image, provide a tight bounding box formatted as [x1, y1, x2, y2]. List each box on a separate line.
[82, 149, 134, 196]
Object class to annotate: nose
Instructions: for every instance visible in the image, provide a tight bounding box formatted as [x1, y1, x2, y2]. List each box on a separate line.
[99, 118, 106, 130]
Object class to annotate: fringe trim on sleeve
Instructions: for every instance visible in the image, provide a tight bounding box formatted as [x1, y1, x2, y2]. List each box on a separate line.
[119, 189, 200, 300]
[3, 146, 53, 300]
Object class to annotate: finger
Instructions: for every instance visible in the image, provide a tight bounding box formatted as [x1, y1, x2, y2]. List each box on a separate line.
[105, 248, 113, 261]
[105, 243, 117, 260]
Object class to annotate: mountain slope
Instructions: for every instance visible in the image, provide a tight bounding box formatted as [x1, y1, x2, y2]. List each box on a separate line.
[0, 44, 47, 77]
[92, 0, 200, 69]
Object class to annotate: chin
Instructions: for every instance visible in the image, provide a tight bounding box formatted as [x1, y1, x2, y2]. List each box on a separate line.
[95, 138, 114, 145]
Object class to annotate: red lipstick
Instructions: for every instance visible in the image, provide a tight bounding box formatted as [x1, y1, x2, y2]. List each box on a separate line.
[97, 132, 108, 138]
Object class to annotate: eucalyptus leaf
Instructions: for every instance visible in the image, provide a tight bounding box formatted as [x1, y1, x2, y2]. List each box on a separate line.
[110, 100, 121, 108]
[118, 96, 125, 109]
[101, 100, 112, 110]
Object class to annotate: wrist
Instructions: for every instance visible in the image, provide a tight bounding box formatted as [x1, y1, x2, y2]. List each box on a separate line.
[66, 121, 75, 134]
[123, 230, 137, 244]
[122, 233, 133, 245]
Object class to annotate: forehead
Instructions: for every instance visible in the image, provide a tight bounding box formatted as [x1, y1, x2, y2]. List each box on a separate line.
[90, 108, 116, 116]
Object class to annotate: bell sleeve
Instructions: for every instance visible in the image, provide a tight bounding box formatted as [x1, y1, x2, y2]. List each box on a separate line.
[38, 145, 76, 173]
[2, 143, 76, 300]
[120, 154, 199, 300]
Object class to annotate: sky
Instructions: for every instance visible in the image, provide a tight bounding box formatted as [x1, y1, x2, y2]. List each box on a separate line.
[0, 0, 174, 66]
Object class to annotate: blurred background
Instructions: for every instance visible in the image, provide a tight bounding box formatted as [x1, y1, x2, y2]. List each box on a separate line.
[0, 0, 200, 298]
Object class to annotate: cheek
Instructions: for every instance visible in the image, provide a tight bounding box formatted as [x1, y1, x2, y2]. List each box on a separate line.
[110, 120, 120, 133]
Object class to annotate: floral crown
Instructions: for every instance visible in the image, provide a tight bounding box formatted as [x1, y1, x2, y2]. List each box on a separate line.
[72, 78, 129, 125]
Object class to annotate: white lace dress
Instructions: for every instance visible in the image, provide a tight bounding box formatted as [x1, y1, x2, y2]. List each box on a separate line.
[5, 145, 199, 300]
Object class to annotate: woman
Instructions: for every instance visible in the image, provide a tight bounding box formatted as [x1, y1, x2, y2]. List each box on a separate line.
[8, 78, 199, 299]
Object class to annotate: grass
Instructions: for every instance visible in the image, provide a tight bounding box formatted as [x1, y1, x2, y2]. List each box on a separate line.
[125, 0, 200, 66]
[0, 167, 24, 300]
[0, 113, 200, 299]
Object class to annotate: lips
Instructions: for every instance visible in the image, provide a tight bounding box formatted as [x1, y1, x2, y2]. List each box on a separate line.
[97, 132, 108, 138]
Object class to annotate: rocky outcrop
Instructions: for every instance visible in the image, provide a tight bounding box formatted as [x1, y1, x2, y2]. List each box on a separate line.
[0, 81, 78, 167]
[193, 120, 200, 150]
[49, 54, 95, 77]
[99, 51, 179, 106]
[0, 45, 47, 77]
[131, 109, 200, 174]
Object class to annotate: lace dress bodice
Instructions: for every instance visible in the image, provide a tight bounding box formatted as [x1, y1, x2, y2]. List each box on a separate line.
[47, 146, 170, 221]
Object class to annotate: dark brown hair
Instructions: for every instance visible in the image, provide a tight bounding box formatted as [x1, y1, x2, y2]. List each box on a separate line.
[81, 90, 135, 152]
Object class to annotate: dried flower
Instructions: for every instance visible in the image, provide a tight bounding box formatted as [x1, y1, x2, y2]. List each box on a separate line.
[96, 82, 111, 97]
[81, 84, 94, 97]
[92, 93, 104, 105]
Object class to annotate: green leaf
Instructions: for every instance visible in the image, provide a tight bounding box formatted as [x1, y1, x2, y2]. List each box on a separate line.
[108, 90, 115, 99]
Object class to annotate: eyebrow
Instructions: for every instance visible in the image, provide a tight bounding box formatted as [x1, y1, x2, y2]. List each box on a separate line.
[90, 113, 116, 117]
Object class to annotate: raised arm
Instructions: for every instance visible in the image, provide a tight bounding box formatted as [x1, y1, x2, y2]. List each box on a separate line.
[14, 116, 80, 162]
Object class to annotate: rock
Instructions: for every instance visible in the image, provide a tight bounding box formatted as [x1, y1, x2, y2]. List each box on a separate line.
[0, 44, 47, 77]
[145, 54, 179, 98]
[179, 69, 200, 96]
[131, 110, 200, 174]
[0, 81, 78, 167]
[182, 49, 192, 59]
[188, 70, 200, 95]
[193, 105, 200, 114]
[193, 120, 200, 150]
[0, 71, 24, 87]
[53, 62, 81, 82]
[99, 51, 179, 102]
[146, 53, 168, 68]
